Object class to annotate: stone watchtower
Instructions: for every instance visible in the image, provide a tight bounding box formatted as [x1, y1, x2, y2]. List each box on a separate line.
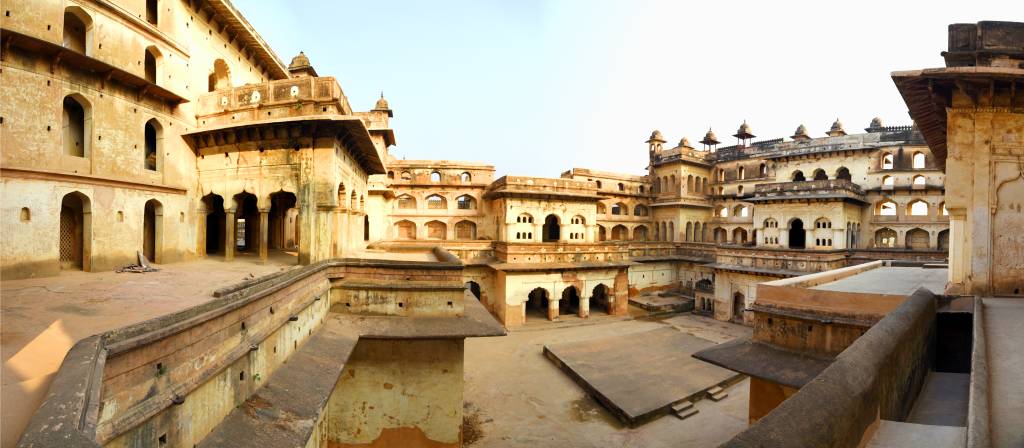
[893, 21, 1024, 296]
[646, 129, 666, 168]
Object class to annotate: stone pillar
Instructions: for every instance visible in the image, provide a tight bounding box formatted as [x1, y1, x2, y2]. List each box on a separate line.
[834, 229, 846, 249]
[806, 229, 814, 249]
[579, 295, 589, 318]
[779, 227, 789, 248]
[259, 210, 269, 263]
[225, 210, 236, 261]
[949, 212, 967, 287]
[197, 205, 207, 257]
[547, 296, 559, 321]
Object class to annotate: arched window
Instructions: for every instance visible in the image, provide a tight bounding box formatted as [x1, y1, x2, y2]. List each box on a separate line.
[813, 169, 827, 181]
[875, 228, 897, 247]
[815, 218, 831, 229]
[146, 0, 159, 25]
[63, 7, 92, 55]
[687, 175, 694, 193]
[792, 170, 806, 182]
[611, 203, 627, 215]
[209, 59, 231, 92]
[456, 195, 476, 210]
[426, 221, 447, 240]
[571, 215, 586, 225]
[882, 175, 894, 187]
[426, 194, 446, 209]
[62, 95, 90, 157]
[882, 153, 894, 170]
[144, 119, 161, 171]
[912, 152, 926, 169]
[908, 200, 929, 216]
[144, 46, 161, 84]
[387, 171, 395, 180]
[737, 185, 744, 195]
[396, 194, 416, 209]
[913, 175, 926, 186]
[717, 169, 725, 182]
[940, 202, 948, 216]
[733, 205, 749, 217]
[518, 213, 534, 224]
[395, 220, 416, 240]
[759, 163, 767, 176]
[764, 218, 777, 228]
[633, 205, 648, 216]
[738, 166, 745, 180]
[400, 171, 411, 180]
[617, 182, 625, 191]
[717, 206, 728, 218]
[430, 171, 442, 182]
[461, 172, 472, 183]
[836, 167, 851, 181]
[877, 200, 897, 216]
[595, 180, 602, 189]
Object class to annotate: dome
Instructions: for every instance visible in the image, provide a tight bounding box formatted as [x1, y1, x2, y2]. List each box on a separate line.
[679, 137, 693, 148]
[700, 128, 720, 146]
[374, 92, 390, 110]
[791, 124, 810, 140]
[733, 120, 755, 139]
[647, 130, 665, 143]
[870, 117, 883, 128]
[827, 118, 847, 137]
[287, 51, 318, 77]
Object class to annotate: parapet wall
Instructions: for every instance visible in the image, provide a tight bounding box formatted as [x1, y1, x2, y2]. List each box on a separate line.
[17, 255, 471, 448]
[722, 288, 937, 448]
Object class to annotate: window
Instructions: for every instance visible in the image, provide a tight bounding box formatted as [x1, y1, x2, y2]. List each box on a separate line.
[396, 195, 416, 209]
[836, 167, 851, 181]
[718, 207, 728, 218]
[461, 172, 472, 183]
[940, 203, 948, 216]
[735, 205, 749, 217]
[882, 175, 894, 187]
[737, 185, 744, 195]
[813, 169, 827, 181]
[62, 95, 89, 157]
[908, 200, 929, 216]
[633, 205, 648, 216]
[792, 170, 805, 182]
[387, 171, 394, 179]
[815, 218, 831, 229]
[764, 218, 778, 228]
[430, 171, 441, 182]
[400, 171, 411, 180]
[617, 183, 625, 191]
[426, 194, 446, 209]
[456, 195, 475, 210]
[517, 214, 534, 224]
[913, 175, 926, 186]
[597, 203, 606, 214]
[912, 152, 926, 169]
[738, 166, 745, 180]
[611, 203, 626, 215]
[63, 7, 92, 55]
[882, 153, 894, 170]
[144, 46, 161, 84]
[759, 163, 767, 176]
[144, 119, 160, 171]
[209, 59, 231, 92]
[571, 216, 585, 225]
[878, 201, 897, 216]
[146, 0, 158, 25]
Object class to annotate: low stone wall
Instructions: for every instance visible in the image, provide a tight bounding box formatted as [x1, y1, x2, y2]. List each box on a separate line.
[721, 288, 937, 448]
[17, 256, 467, 448]
[966, 297, 990, 448]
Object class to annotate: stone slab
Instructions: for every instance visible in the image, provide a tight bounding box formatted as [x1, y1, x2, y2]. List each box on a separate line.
[544, 327, 740, 426]
[907, 371, 969, 427]
[865, 420, 966, 448]
[629, 294, 694, 313]
[809, 266, 948, 296]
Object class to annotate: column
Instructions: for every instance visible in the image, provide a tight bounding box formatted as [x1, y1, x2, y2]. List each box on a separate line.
[259, 210, 269, 263]
[779, 227, 789, 248]
[579, 295, 589, 318]
[806, 229, 814, 249]
[547, 296, 559, 321]
[197, 205, 207, 257]
[225, 210, 236, 261]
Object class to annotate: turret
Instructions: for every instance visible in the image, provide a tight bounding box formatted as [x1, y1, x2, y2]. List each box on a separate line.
[733, 120, 755, 147]
[826, 118, 847, 137]
[287, 51, 318, 78]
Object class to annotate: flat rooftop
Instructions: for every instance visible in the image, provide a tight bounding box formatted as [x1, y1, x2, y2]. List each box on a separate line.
[810, 266, 948, 296]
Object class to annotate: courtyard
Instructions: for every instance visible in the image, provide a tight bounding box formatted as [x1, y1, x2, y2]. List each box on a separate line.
[463, 308, 753, 447]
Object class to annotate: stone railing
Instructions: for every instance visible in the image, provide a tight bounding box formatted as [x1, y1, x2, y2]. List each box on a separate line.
[195, 76, 352, 123]
[753, 179, 865, 201]
[721, 288, 937, 448]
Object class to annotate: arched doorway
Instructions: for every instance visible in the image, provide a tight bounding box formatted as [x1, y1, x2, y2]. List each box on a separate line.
[788, 219, 805, 249]
[59, 192, 91, 271]
[466, 281, 481, 300]
[561, 286, 581, 317]
[938, 229, 949, 251]
[526, 287, 550, 321]
[202, 194, 226, 256]
[591, 284, 611, 315]
[269, 191, 298, 262]
[233, 192, 259, 253]
[143, 199, 162, 263]
[543, 215, 560, 242]
[733, 292, 745, 323]
[906, 228, 929, 250]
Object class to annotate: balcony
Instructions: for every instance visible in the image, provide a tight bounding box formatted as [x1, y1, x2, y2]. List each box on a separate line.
[195, 77, 353, 127]
[752, 179, 866, 203]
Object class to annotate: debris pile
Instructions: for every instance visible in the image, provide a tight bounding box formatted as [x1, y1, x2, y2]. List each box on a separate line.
[116, 251, 161, 273]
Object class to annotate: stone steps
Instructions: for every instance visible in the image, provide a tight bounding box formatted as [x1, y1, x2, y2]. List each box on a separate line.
[671, 400, 699, 420]
[707, 386, 728, 402]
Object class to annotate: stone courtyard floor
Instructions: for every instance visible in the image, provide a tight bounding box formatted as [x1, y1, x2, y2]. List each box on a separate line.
[463, 310, 753, 447]
[0, 252, 295, 448]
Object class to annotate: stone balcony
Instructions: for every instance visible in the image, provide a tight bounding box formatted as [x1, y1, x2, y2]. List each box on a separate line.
[195, 77, 354, 127]
[751, 179, 866, 203]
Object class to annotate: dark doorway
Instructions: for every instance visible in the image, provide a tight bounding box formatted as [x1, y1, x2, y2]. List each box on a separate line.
[526, 287, 549, 320]
[466, 281, 481, 300]
[59, 193, 87, 270]
[364, 215, 370, 241]
[543, 215, 560, 242]
[561, 286, 580, 316]
[591, 284, 611, 315]
[789, 219, 805, 249]
[203, 194, 225, 255]
[234, 192, 259, 252]
[268, 191, 298, 262]
[143, 199, 161, 263]
[733, 292, 745, 323]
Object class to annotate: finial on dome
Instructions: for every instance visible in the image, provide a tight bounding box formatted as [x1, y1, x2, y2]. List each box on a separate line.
[373, 91, 393, 117]
[791, 124, 811, 141]
[827, 118, 847, 137]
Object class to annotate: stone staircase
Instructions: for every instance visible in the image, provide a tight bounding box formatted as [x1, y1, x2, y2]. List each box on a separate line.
[707, 385, 728, 402]
[671, 400, 699, 420]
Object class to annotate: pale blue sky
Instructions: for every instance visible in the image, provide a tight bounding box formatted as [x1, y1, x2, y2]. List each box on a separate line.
[235, 0, 1019, 177]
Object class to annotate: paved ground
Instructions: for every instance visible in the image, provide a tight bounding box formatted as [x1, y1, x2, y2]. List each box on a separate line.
[907, 372, 969, 426]
[0, 252, 294, 448]
[866, 420, 966, 448]
[544, 327, 738, 423]
[810, 266, 948, 295]
[463, 311, 752, 447]
[983, 298, 1024, 448]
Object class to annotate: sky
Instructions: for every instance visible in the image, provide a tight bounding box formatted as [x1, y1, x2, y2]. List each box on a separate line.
[234, 0, 1020, 178]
